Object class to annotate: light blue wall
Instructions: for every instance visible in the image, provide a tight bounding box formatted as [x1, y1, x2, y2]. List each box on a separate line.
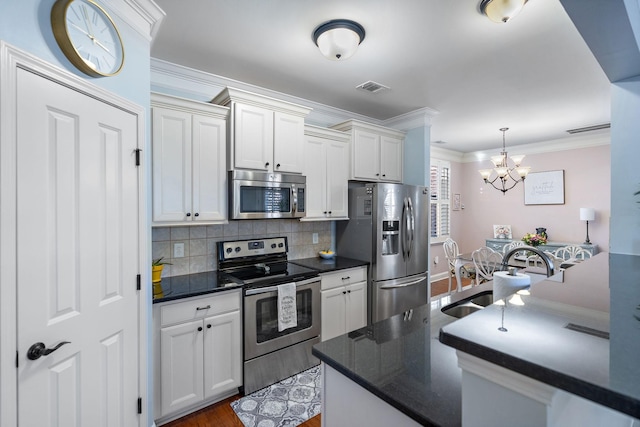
[1, 1, 155, 423]
[610, 77, 640, 255]
[0, 0, 151, 109]
[403, 126, 430, 187]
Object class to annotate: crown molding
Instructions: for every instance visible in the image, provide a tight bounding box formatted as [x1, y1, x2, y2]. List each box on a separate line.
[430, 145, 465, 163]
[150, 58, 391, 128]
[459, 129, 611, 163]
[382, 107, 438, 131]
[105, 0, 166, 42]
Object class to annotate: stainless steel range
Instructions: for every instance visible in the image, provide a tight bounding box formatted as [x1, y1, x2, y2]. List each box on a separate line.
[217, 236, 320, 395]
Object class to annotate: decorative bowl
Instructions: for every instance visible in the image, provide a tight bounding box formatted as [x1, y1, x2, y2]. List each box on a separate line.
[318, 251, 336, 260]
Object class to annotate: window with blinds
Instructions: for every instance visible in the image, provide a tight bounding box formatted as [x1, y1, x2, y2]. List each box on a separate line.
[430, 159, 451, 243]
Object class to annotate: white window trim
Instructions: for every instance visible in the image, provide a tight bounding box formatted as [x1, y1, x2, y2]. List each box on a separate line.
[430, 159, 451, 244]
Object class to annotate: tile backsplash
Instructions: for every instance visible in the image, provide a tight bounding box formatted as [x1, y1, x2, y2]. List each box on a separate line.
[152, 220, 332, 278]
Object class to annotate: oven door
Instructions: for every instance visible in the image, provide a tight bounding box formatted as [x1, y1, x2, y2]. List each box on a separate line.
[243, 276, 320, 361]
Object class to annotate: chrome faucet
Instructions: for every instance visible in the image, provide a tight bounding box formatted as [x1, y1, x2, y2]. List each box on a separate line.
[501, 245, 555, 277]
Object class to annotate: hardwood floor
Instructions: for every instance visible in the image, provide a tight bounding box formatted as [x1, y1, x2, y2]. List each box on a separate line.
[163, 395, 321, 427]
[163, 277, 465, 427]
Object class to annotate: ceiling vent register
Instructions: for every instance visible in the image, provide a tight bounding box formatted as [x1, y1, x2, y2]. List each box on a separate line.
[565, 123, 611, 134]
[356, 80, 390, 94]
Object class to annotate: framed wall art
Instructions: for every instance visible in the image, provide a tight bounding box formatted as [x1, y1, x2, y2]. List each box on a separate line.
[524, 170, 565, 205]
[453, 193, 461, 211]
[493, 224, 512, 239]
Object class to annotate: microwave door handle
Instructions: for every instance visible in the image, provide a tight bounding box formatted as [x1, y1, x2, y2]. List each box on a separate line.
[291, 187, 297, 215]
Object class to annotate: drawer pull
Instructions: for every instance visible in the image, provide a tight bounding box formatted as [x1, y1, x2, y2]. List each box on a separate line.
[196, 305, 211, 311]
[341, 276, 350, 281]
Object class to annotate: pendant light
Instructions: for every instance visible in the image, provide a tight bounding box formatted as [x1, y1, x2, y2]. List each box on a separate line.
[478, 128, 531, 194]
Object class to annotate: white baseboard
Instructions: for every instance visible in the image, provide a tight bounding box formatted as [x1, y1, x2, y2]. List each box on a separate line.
[430, 272, 448, 282]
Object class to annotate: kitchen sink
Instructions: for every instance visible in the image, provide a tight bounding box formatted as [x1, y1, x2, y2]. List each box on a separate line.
[441, 290, 493, 319]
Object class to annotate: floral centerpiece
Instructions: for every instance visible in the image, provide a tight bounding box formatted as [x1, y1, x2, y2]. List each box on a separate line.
[521, 232, 547, 247]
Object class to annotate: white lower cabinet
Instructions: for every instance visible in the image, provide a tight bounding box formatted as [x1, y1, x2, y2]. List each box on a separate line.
[320, 267, 367, 341]
[154, 290, 242, 424]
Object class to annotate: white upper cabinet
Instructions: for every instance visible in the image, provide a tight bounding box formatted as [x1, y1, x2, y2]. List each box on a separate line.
[303, 126, 350, 221]
[331, 120, 405, 183]
[151, 93, 229, 225]
[212, 87, 311, 173]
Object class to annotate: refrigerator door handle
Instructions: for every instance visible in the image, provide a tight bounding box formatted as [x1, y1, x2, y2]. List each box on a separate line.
[380, 275, 427, 289]
[401, 197, 408, 260]
[407, 197, 415, 259]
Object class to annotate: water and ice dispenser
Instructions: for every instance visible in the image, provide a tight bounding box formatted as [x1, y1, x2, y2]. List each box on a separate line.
[381, 220, 400, 255]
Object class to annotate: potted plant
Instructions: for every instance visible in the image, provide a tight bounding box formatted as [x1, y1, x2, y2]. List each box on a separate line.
[152, 257, 172, 283]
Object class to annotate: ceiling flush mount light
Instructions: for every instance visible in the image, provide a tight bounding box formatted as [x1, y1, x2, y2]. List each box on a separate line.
[480, 0, 528, 23]
[313, 19, 365, 61]
[478, 128, 531, 195]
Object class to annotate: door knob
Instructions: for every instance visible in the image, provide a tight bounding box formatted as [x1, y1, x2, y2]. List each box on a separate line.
[27, 341, 71, 360]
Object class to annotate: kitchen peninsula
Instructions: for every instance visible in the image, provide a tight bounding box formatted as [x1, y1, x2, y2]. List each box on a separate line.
[312, 253, 640, 426]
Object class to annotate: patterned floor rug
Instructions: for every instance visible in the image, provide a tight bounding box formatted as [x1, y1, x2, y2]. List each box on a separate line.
[230, 365, 322, 427]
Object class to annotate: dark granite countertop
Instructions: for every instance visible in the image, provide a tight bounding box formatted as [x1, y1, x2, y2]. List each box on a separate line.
[152, 271, 243, 303]
[440, 252, 640, 419]
[289, 256, 368, 273]
[312, 303, 463, 426]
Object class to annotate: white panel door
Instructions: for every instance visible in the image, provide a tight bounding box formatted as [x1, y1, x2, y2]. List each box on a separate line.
[16, 68, 139, 426]
[345, 281, 367, 334]
[303, 135, 327, 218]
[325, 140, 349, 218]
[160, 320, 204, 416]
[203, 310, 241, 399]
[353, 128, 380, 181]
[320, 288, 347, 342]
[380, 136, 403, 182]
[273, 111, 304, 173]
[234, 103, 272, 170]
[192, 114, 226, 221]
[152, 107, 192, 222]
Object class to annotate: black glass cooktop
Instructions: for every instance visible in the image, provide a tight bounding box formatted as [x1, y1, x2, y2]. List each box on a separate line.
[222, 261, 319, 288]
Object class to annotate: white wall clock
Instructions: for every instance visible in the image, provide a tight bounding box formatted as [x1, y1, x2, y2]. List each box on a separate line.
[51, 0, 125, 77]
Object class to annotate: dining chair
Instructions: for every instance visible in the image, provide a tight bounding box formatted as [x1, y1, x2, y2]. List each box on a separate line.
[443, 238, 476, 294]
[472, 247, 504, 284]
[553, 245, 592, 262]
[502, 240, 527, 257]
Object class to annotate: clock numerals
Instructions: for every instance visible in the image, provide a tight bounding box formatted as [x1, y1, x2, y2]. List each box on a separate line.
[52, 0, 124, 77]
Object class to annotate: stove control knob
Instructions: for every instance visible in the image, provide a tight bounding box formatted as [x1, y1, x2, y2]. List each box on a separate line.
[278, 243, 284, 248]
[235, 246, 241, 253]
[271, 243, 277, 249]
[226, 247, 232, 254]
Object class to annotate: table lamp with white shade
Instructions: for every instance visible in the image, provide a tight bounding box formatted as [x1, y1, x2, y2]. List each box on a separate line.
[580, 208, 595, 244]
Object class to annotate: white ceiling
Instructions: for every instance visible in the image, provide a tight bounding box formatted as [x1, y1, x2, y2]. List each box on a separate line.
[150, 0, 611, 153]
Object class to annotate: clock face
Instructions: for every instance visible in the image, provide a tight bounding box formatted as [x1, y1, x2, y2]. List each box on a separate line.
[52, 0, 124, 76]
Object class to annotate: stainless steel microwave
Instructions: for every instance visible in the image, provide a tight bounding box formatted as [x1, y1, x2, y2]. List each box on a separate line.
[229, 170, 306, 220]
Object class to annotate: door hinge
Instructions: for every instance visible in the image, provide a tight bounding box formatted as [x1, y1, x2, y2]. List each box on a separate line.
[137, 397, 142, 414]
[134, 149, 141, 166]
[136, 274, 141, 291]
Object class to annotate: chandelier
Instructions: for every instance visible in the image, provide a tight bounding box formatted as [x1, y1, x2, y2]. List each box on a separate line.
[478, 128, 531, 194]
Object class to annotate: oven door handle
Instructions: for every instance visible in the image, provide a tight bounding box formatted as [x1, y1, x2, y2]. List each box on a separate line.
[244, 276, 319, 296]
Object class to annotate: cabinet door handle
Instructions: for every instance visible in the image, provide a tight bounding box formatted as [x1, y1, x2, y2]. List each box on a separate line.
[328, 211, 332, 215]
[197, 326, 203, 332]
[382, 174, 386, 177]
[347, 290, 351, 293]
[276, 163, 281, 168]
[265, 162, 270, 167]
[207, 324, 212, 329]
[342, 291, 347, 294]
[196, 305, 211, 311]
[376, 173, 380, 176]
[194, 213, 199, 217]
[186, 212, 191, 217]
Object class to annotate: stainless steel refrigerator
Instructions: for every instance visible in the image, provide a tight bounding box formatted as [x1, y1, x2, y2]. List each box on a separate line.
[336, 182, 430, 324]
